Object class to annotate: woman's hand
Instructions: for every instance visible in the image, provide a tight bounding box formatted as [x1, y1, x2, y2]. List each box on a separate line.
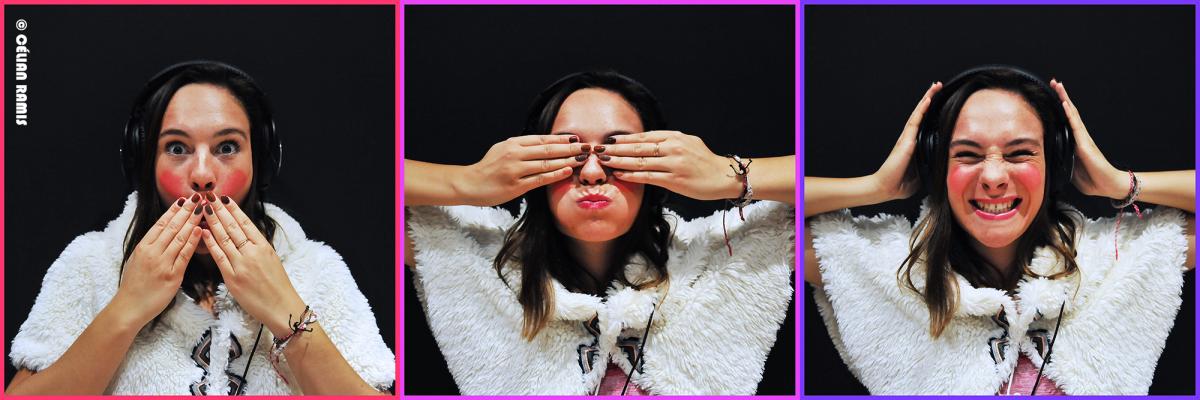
[199, 192, 306, 338]
[114, 193, 205, 326]
[869, 81, 942, 202]
[457, 134, 589, 206]
[1050, 79, 1128, 199]
[596, 130, 743, 200]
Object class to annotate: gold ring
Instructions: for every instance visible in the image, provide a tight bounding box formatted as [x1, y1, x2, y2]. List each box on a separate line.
[654, 143, 661, 157]
[236, 239, 249, 249]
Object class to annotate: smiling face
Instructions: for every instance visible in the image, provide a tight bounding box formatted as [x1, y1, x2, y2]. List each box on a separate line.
[946, 89, 1046, 251]
[546, 88, 645, 243]
[154, 83, 255, 253]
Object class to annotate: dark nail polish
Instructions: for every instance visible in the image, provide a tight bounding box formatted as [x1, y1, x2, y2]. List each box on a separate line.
[594, 145, 606, 153]
[190, 193, 201, 203]
[604, 137, 616, 145]
[194, 204, 203, 215]
[176, 198, 185, 207]
[568, 136, 579, 143]
[599, 154, 611, 162]
[221, 195, 231, 205]
[575, 154, 587, 162]
[206, 191, 216, 202]
[581, 144, 591, 153]
[205, 205, 213, 215]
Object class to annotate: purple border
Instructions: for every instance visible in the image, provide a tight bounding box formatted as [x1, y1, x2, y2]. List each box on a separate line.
[399, 2, 799, 399]
[800, 2, 1199, 399]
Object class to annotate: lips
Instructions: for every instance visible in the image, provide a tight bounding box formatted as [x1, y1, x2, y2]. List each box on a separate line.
[577, 194, 611, 209]
[970, 197, 1022, 220]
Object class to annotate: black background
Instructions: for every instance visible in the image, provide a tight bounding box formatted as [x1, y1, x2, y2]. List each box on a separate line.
[804, 5, 1194, 395]
[404, 5, 795, 395]
[3, 6, 395, 388]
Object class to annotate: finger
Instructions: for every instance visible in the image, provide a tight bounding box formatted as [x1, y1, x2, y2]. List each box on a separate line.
[162, 204, 203, 258]
[607, 130, 671, 144]
[519, 155, 587, 175]
[203, 201, 242, 259]
[516, 143, 589, 160]
[516, 166, 574, 189]
[221, 195, 270, 245]
[599, 143, 668, 158]
[904, 81, 942, 133]
[202, 229, 237, 278]
[1051, 79, 1074, 105]
[597, 155, 670, 171]
[144, 195, 188, 245]
[510, 134, 578, 146]
[171, 227, 202, 273]
[211, 194, 253, 249]
[611, 170, 672, 185]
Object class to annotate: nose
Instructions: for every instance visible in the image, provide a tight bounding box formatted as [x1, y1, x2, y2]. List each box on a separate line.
[189, 151, 217, 193]
[978, 157, 1008, 193]
[577, 153, 608, 186]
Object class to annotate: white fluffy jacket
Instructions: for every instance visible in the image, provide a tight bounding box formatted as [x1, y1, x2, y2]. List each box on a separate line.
[9, 192, 396, 394]
[809, 203, 1189, 395]
[406, 200, 795, 395]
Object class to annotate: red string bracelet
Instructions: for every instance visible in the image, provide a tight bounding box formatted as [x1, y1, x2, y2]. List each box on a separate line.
[1111, 170, 1143, 260]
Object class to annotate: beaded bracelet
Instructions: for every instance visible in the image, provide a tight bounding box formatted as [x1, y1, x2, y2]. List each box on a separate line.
[1111, 170, 1143, 260]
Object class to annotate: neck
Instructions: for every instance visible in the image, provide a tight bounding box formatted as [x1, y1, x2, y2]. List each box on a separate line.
[567, 239, 614, 289]
[970, 240, 1019, 279]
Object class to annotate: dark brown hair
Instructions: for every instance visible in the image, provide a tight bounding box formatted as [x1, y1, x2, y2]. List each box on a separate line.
[900, 69, 1081, 338]
[494, 71, 673, 340]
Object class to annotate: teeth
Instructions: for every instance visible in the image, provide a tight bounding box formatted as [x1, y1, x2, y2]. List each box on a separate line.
[976, 200, 1015, 214]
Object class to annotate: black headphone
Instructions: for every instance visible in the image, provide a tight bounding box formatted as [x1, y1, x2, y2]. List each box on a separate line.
[121, 60, 282, 190]
[915, 65, 1074, 195]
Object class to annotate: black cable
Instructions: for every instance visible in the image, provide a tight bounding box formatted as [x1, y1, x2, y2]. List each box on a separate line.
[1031, 301, 1066, 395]
[238, 324, 265, 395]
[621, 305, 656, 395]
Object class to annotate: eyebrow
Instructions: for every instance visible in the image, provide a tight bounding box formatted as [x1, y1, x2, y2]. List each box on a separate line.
[553, 130, 635, 137]
[159, 128, 248, 140]
[948, 138, 1041, 148]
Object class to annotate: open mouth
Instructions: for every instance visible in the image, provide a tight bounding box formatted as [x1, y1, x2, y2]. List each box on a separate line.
[970, 197, 1021, 220]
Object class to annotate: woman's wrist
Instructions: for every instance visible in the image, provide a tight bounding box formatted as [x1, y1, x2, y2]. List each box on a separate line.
[104, 293, 151, 336]
[265, 297, 311, 339]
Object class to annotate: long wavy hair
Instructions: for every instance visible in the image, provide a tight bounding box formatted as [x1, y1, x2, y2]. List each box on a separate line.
[900, 68, 1081, 338]
[494, 70, 673, 340]
[121, 62, 279, 329]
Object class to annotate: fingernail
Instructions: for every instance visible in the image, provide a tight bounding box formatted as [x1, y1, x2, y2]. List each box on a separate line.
[568, 136, 579, 143]
[194, 204, 203, 215]
[599, 154, 611, 162]
[206, 191, 216, 202]
[575, 154, 587, 162]
[594, 145, 606, 153]
[581, 144, 591, 153]
[190, 193, 201, 203]
[205, 205, 213, 215]
[176, 198, 185, 207]
[221, 195, 231, 205]
[604, 137, 616, 145]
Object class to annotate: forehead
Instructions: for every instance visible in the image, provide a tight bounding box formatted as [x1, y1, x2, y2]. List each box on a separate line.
[160, 83, 250, 135]
[551, 88, 644, 138]
[950, 89, 1043, 144]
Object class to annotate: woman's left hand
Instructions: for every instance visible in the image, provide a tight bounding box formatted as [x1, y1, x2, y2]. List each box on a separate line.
[199, 192, 307, 338]
[1052, 79, 1129, 200]
[598, 130, 742, 200]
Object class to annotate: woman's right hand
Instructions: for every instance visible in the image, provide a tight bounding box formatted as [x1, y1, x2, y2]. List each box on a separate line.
[870, 81, 942, 202]
[456, 134, 589, 206]
[113, 193, 205, 326]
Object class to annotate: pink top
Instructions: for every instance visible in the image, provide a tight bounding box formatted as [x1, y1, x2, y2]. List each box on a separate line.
[998, 354, 1066, 395]
[598, 362, 648, 395]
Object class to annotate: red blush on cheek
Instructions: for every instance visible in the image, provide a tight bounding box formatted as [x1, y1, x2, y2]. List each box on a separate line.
[157, 170, 188, 199]
[220, 170, 249, 198]
[1009, 164, 1044, 191]
[946, 165, 976, 196]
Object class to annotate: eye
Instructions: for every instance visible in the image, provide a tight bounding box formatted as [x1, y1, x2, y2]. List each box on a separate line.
[1005, 150, 1036, 161]
[952, 151, 983, 162]
[216, 141, 240, 155]
[165, 142, 189, 155]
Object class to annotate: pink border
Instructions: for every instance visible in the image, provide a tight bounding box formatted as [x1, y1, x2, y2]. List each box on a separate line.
[398, 2, 799, 399]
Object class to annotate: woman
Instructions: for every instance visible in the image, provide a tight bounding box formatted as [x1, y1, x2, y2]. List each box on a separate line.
[804, 65, 1195, 394]
[7, 61, 394, 395]
[404, 70, 796, 395]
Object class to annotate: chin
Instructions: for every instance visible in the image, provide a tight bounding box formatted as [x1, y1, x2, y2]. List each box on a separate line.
[562, 224, 626, 243]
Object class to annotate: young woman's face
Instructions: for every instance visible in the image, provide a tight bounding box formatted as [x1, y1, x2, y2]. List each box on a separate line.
[546, 88, 645, 243]
[154, 83, 255, 253]
[946, 89, 1046, 249]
